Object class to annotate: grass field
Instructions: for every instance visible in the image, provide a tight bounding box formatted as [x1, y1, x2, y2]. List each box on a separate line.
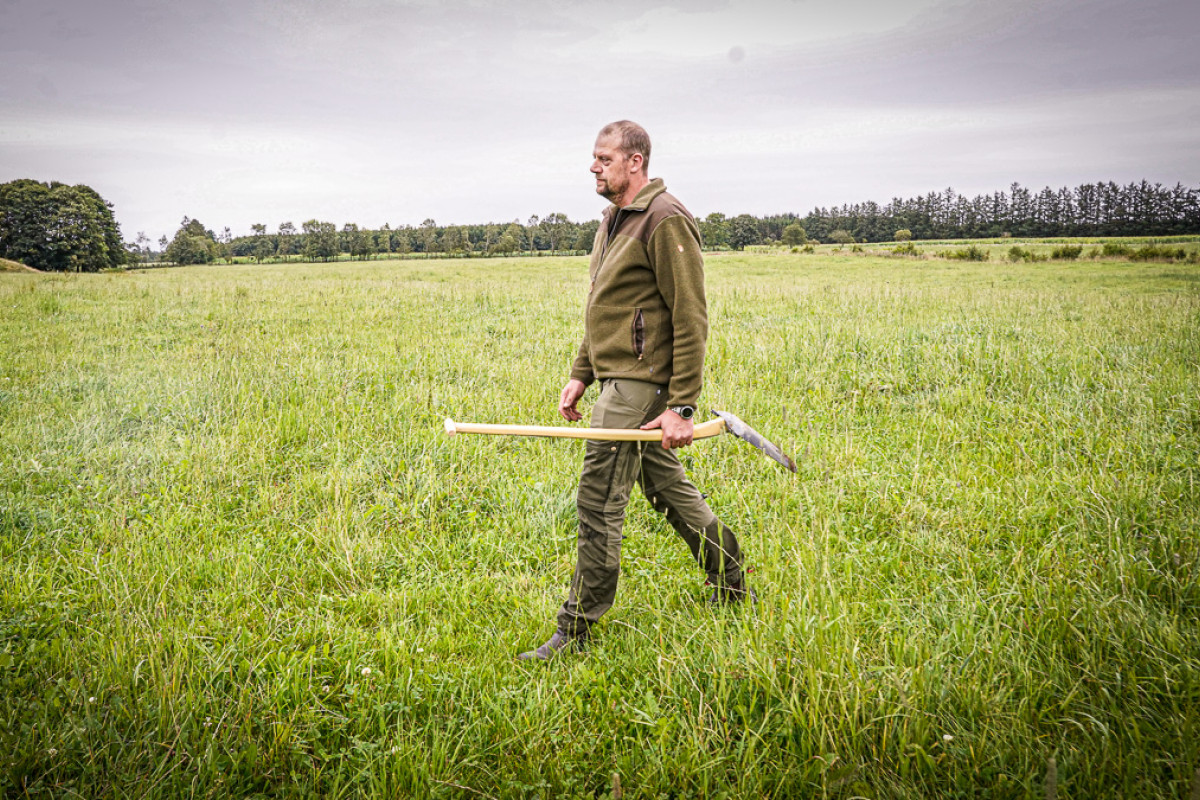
[2, 251, 1198, 798]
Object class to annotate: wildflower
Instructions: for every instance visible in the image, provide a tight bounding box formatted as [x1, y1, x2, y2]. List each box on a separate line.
[943, 734, 954, 742]
[361, 667, 371, 676]
[88, 696, 96, 703]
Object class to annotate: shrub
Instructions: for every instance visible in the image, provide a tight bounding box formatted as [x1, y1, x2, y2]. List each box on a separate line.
[1102, 242, 1132, 257]
[892, 241, 919, 256]
[1051, 245, 1083, 260]
[894, 229, 912, 242]
[1129, 244, 1189, 262]
[802, 244, 815, 253]
[851, 244, 864, 253]
[945, 244, 988, 261]
[828, 229, 855, 245]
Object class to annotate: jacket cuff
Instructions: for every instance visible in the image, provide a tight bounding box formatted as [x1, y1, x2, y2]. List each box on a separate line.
[666, 390, 699, 410]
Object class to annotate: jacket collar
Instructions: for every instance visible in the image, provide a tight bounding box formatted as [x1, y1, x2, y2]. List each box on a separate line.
[612, 178, 666, 213]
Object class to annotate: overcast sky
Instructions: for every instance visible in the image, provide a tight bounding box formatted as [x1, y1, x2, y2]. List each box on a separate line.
[2, 0, 1197, 243]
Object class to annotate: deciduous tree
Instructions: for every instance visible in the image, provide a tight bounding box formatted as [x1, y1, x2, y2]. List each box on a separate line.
[251, 223, 272, 263]
[728, 214, 760, 250]
[164, 217, 222, 265]
[0, 179, 128, 272]
[302, 219, 337, 261]
[782, 222, 807, 246]
[277, 221, 297, 261]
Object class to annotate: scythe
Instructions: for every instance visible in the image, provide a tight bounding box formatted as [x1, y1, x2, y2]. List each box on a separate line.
[444, 409, 796, 472]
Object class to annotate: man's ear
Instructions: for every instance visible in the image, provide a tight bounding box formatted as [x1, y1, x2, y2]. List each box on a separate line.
[629, 153, 644, 174]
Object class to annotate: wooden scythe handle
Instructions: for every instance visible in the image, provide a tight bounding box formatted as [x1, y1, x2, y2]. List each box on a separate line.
[443, 416, 727, 442]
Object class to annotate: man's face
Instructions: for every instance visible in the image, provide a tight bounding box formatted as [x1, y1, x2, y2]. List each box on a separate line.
[591, 134, 633, 203]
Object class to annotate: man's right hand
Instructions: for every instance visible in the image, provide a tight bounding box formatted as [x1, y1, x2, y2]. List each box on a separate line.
[559, 379, 587, 421]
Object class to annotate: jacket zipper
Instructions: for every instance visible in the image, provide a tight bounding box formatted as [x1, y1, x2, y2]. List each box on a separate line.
[632, 308, 644, 360]
[597, 207, 625, 270]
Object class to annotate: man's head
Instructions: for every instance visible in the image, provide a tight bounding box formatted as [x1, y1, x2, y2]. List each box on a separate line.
[591, 120, 651, 206]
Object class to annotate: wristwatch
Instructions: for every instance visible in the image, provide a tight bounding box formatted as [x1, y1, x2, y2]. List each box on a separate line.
[670, 405, 695, 420]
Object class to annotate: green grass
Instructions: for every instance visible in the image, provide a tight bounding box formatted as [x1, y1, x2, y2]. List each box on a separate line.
[752, 236, 1200, 265]
[2, 251, 1198, 798]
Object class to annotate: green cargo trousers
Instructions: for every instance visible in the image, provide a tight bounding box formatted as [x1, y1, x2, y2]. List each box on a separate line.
[556, 378, 744, 638]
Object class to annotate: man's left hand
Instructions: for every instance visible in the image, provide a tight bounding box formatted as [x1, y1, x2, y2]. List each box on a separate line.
[641, 409, 693, 449]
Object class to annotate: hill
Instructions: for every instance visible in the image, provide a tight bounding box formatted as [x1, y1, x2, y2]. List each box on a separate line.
[0, 257, 38, 272]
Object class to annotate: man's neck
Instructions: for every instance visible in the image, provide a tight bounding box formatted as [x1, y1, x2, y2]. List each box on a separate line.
[615, 175, 651, 208]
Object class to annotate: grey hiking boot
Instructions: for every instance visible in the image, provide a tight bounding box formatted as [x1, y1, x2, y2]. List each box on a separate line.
[708, 576, 758, 605]
[517, 631, 583, 661]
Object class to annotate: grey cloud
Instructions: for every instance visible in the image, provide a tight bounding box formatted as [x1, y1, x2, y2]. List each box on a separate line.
[1, 0, 1196, 241]
[720, 0, 1200, 109]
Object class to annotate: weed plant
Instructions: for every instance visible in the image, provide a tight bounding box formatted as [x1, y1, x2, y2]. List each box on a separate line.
[2, 253, 1198, 797]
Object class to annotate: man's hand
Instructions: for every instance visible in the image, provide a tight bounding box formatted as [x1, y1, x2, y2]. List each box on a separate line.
[559, 379, 587, 421]
[641, 409, 693, 449]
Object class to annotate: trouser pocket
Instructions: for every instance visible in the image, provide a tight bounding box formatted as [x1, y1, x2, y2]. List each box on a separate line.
[577, 439, 634, 512]
[577, 379, 662, 512]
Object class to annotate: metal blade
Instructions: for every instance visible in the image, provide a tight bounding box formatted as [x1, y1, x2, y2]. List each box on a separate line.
[711, 410, 797, 472]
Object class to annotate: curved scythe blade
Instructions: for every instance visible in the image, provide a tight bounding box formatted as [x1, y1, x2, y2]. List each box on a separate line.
[711, 410, 797, 472]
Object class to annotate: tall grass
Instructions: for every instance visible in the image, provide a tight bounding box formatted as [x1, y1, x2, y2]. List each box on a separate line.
[2, 252, 1198, 797]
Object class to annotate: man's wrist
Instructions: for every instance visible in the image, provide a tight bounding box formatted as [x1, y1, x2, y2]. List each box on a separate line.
[669, 405, 695, 420]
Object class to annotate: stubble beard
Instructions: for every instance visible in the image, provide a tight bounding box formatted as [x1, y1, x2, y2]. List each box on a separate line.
[596, 177, 625, 205]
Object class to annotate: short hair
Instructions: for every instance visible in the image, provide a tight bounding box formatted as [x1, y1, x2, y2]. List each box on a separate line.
[598, 120, 651, 173]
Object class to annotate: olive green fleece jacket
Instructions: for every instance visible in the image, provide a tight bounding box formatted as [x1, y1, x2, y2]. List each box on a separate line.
[570, 178, 708, 409]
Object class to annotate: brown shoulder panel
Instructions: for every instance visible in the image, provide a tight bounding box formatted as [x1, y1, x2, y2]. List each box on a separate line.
[618, 191, 693, 244]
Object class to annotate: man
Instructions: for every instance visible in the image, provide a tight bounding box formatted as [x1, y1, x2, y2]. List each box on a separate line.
[519, 120, 753, 662]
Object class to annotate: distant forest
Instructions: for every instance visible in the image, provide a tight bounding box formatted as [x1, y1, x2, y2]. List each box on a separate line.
[178, 179, 1198, 265]
[794, 180, 1200, 243]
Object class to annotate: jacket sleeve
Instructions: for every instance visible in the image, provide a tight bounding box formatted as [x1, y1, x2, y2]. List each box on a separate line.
[568, 222, 608, 386]
[569, 339, 594, 385]
[648, 213, 707, 408]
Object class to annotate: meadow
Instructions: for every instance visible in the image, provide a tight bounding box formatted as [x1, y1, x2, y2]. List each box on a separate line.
[2, 250, 1198, 798]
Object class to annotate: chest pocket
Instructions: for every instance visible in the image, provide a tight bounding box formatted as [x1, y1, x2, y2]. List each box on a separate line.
[586, 304, 648, 365]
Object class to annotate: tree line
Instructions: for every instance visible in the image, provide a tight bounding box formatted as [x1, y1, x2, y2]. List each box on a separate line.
[157, 179, 1194, 266]
[792, 180, 1200, 243]
[5, 177, 1198, 272]
[142, 215, 604, 266]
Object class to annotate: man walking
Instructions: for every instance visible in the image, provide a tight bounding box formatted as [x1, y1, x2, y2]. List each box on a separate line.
[520, 120, 753, 662]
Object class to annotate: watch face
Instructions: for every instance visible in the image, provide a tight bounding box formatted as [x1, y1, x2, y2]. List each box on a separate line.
[675, 406, 695, 419]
